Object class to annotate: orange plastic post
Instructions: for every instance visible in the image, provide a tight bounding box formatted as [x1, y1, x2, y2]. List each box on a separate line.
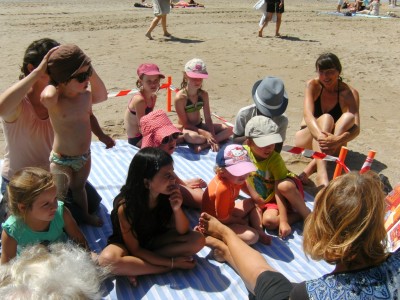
[359, 150, 376, 174]
[167, 76, 172, 112]
[333, 146, 348, 179]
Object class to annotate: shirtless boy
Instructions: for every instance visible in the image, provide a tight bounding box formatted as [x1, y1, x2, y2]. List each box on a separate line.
[41, 44, 105, 226]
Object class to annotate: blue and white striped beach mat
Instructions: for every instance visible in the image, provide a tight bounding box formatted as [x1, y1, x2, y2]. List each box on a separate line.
[81, 140, 333, 299]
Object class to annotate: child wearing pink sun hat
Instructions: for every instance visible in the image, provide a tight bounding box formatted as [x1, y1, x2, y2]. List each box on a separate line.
[140, 109, 206, 210]
[174, 58, 233, 154]
[201, 144, 272, 245]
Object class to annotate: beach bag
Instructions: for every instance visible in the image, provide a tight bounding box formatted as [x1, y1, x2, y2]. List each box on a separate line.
[253, 0, 266, 11]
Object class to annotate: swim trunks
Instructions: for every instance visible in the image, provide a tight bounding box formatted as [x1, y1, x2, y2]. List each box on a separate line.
[266, 0, 284, 14]
[50, 150, 91, 172]
[128, 134, 142, 146]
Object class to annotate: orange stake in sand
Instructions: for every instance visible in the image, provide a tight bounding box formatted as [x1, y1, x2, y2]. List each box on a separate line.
[359, 150, 377, 174]
[333, 146, 349, 179]
[167, 76, 172, 112]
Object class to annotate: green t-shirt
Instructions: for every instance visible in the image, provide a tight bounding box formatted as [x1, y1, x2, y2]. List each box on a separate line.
[2, 200, 67, 255]
[244, 145, 292, 203]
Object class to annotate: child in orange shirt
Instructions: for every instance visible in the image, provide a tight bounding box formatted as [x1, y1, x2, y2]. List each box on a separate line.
[202, 144, 271, 247]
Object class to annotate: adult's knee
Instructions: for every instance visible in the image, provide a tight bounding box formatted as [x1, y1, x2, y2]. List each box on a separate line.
[243, 230, 259, 245]
[318, 113, 335, 129]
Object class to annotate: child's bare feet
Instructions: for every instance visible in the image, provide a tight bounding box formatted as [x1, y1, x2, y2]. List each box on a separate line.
[212, 248, 226, 262]
[258, 30, 263, 37]
[145, 32, 153, 40]
[85, 214, 103, 227]
[275, 33, 281, 37]
[163, 32, 172, 37]
[189, 143, 210, 154]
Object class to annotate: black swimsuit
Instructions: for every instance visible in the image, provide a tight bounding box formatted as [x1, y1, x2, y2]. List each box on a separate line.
[313, 86, 342, 123]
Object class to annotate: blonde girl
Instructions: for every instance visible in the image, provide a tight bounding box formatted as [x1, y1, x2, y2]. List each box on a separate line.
[174, 58, 232, 153]
[1, 167, 89, 264]
[124, 63, 165, 147]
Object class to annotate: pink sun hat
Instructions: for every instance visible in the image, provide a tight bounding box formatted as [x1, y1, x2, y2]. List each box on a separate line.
[216, 144, 256, 176]
[184, 58, 208, 79]
[140, 110, 181, 148]
[137, 63, 165, 79]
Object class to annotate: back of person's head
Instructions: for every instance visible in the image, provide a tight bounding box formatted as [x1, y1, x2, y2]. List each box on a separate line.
[315, 52, 342, 73]
[7, 167, 55, 218]
[303, 171, 388, 267]
[0, 243, 108, 300]
[20, 38, 60, 79]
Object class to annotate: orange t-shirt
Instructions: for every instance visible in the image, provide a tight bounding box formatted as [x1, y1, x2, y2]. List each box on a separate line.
[201, 174, 244, 221]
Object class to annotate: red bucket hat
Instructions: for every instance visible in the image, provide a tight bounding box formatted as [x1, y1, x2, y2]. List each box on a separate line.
[140, 110, 181, 148]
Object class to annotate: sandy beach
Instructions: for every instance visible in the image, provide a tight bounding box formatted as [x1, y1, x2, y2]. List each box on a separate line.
[0, 0, 399, 190]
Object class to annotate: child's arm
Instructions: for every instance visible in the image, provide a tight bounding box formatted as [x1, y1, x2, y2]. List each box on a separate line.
[63, 207, 90, 250]
[40, 84, 59, 109]
[200, 91, 216, 136]
[1, 230, 17, 264]
[89, 67, 108, 104]
[244, 181, 266, 208]
[90, 113, 116, 149]
[169, 185, 190, 234]
[274, 184, 291, 238]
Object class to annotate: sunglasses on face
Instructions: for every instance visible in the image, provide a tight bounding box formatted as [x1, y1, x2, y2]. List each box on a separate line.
[70, 66, 93, 83]
[161, 132, 180, 145]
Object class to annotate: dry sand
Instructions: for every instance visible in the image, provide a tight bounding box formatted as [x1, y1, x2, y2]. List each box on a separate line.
[0, 0, 399, 192]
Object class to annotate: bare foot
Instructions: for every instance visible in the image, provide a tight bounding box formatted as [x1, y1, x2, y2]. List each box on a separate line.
[188, 143, 209, 154]
[275, 33, 281, 37]
[199, 212, 227, 240]
[163, 32, 172, 37]
[85, 214, 103, 227]
[258, 31, 263, 37]
[145, 32, 153, 40]
[257, 230, 272, 245]
[127, 275, 138, 287]
[212, 248, 226, 263]
[184, 177, 207, 188]
[205, 235, 228, 262]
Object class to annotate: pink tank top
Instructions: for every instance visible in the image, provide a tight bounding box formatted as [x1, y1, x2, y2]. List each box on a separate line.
[1, 97, 54, 180]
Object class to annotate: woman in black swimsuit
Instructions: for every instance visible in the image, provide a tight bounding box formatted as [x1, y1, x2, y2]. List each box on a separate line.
[294, 53, 360, 187]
